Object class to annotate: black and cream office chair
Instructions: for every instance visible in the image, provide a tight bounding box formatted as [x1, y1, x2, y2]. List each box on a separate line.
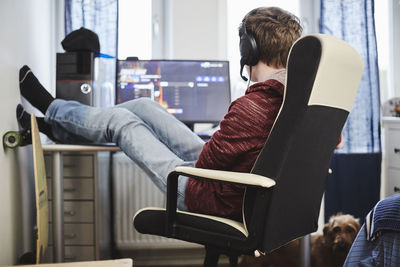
[133, 34, 364, 267]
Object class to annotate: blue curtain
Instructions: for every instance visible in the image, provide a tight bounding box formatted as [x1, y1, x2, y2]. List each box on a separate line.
[65, 0, 118, 57]
[320, 0, 381, 222]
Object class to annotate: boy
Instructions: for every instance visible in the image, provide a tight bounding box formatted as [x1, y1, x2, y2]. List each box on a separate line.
[18, 7, 302, 218]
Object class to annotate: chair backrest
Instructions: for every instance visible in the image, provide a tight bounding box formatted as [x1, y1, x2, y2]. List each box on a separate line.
[243, 34, 364, 253]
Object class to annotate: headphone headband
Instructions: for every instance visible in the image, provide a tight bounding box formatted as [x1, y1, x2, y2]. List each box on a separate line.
[239, 11, 259, 81]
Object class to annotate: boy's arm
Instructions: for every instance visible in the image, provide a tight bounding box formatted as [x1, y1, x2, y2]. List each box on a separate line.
[195, 93, 279, 171]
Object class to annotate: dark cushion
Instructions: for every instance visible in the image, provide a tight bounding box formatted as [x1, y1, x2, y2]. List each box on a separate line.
[134, 209, 246, 239]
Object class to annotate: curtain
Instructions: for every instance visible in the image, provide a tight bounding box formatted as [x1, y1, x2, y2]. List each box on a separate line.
[64, 0, 118, 57]
[320, 0, 381, 222]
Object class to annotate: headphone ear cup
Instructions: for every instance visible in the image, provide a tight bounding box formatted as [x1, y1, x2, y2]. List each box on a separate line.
[240, 33, 259, 67]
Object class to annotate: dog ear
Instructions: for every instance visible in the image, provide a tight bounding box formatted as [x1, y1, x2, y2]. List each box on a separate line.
[322, 224, 335, 245]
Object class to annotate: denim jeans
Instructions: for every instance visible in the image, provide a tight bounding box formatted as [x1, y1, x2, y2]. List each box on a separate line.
[45, 98, 205, 210]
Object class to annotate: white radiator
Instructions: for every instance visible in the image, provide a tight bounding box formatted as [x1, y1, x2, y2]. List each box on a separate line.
[112, 152, 198, 250]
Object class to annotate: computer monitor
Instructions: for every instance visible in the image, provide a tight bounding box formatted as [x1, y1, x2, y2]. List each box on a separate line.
[116, 59, 231, 128]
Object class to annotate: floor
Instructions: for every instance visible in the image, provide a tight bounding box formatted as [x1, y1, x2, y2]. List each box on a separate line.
[115, 248, 232, 266]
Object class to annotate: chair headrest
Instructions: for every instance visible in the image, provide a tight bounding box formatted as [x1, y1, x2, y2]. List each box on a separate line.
[293, 34, 364, 112]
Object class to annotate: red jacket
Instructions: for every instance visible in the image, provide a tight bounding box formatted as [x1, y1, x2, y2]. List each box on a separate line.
[185, 78, 284, 217]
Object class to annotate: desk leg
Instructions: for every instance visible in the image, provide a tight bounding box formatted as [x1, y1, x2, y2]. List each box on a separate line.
[52, 152, 64, 262]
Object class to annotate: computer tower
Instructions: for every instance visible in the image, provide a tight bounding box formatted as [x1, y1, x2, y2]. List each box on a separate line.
[56, 52, 94, 105]
[56, 52, 115, 107]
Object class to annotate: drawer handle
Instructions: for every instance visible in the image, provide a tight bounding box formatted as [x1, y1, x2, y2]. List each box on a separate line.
[394, 148, 400, 154]
[64, 210, 76, 216]
[394, 186, 400, 192]
[64, 233, 76, 239]
[64, 188, 76, 192]
[64, 255, 77, 261]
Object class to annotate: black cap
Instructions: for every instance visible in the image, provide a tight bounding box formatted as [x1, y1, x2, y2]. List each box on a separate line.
[61, 27, 100, 53]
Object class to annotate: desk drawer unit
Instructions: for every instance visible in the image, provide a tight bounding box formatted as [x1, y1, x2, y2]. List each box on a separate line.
[47, 179, 94, 200]
[383, 118, 400, 198]
[386, 169, 400, 196]
[49, 223, 95, 246]
[48, 201, 94, 223]
[387, 127, 400, 169]
[45, 154, 94, 177]
[44, 151, 111, 263]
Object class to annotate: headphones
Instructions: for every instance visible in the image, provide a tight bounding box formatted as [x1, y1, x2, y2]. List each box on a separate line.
[239, 10, 260, 81]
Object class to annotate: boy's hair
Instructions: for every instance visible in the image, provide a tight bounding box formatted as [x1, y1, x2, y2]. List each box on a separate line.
[239, 7, 302, 68]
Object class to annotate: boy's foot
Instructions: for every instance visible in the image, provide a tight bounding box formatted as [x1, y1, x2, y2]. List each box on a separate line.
[15, 104, 32, 146]
[16, 104, 31, 130]
[16, 104, 57, 142]
[19, 65, 54, 114]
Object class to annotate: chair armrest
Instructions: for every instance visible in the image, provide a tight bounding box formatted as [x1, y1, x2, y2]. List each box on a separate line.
[164, 167, 275, 235]
[174, 166, 276, 188]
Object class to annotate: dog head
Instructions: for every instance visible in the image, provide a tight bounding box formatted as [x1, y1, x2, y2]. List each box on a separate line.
[323, 213, 361, 253]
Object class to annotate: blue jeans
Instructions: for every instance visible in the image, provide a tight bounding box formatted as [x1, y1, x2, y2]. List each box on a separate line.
[45, 98, 205, 210]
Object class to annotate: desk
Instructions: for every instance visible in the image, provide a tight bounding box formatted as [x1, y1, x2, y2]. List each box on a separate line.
[43, 144, 120, 262]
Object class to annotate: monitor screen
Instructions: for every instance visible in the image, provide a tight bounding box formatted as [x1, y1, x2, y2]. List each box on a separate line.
[116, 60, 231, 124]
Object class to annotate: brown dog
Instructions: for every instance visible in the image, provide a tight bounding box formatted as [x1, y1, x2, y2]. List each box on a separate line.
[311, 213, 361, 267]
[239, 213, 361, 267]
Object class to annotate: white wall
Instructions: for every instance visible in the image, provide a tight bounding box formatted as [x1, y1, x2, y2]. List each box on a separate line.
[0, 0, 61, 265]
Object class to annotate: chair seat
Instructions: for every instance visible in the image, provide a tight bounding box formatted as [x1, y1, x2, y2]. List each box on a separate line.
[134, 207, 248, 240]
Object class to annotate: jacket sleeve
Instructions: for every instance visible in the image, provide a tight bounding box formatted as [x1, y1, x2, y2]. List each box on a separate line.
[195, 93, 272, 170]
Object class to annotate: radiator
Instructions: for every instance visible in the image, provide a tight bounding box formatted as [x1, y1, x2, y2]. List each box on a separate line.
[112, 152, 198, 250]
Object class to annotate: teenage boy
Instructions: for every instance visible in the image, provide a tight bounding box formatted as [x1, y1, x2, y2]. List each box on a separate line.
[18, 7, 302, 218]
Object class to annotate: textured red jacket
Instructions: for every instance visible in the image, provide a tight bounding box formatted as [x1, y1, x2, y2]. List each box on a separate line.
[185, 77, 285, 217]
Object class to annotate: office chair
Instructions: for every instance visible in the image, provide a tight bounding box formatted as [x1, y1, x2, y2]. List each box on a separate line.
[133, 34, 364, 267]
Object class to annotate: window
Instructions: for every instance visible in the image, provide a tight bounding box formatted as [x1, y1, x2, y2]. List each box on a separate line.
[118, 0, 152, 60]
[375, 0, 390, 103]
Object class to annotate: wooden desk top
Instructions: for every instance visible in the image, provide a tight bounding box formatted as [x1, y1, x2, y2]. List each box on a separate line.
[43, 143, 121, 152]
